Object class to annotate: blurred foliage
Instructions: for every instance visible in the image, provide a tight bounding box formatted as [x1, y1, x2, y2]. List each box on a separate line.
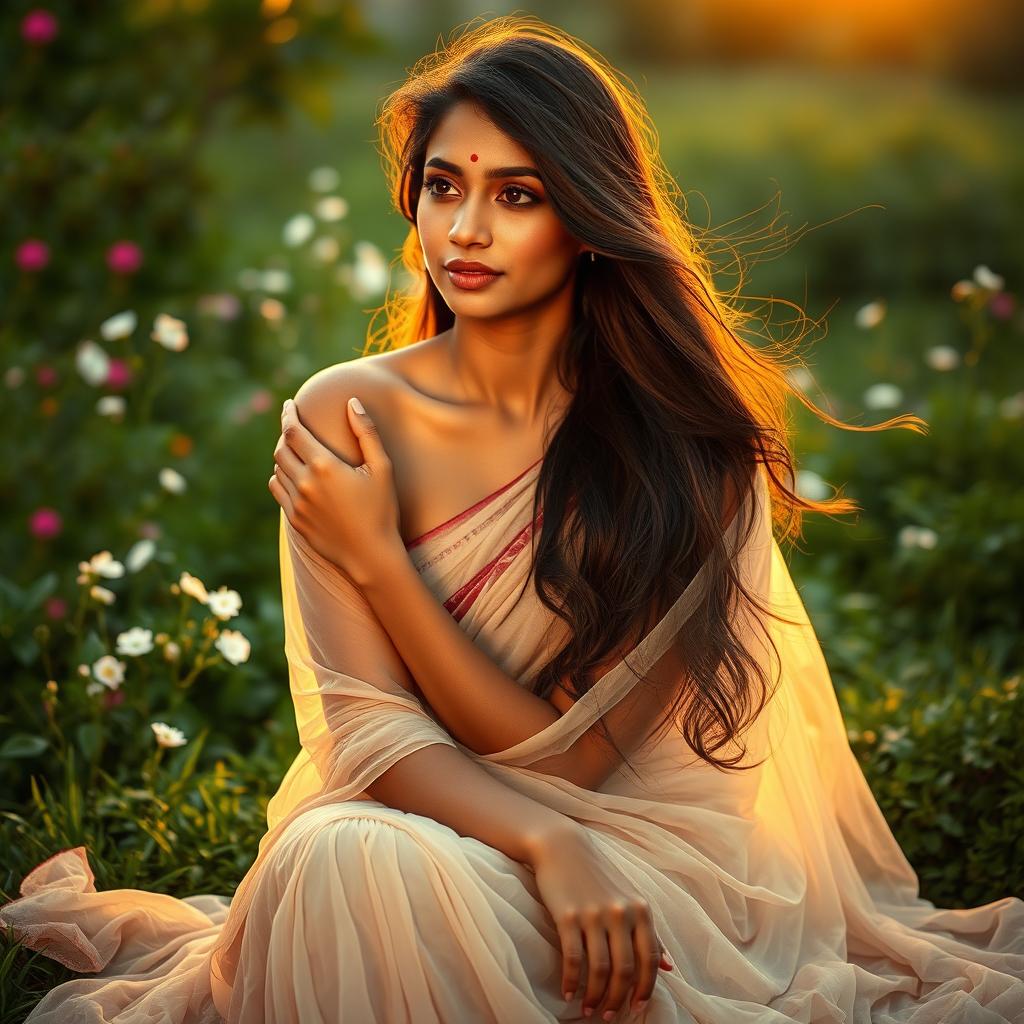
[617, 0, 1024, 93]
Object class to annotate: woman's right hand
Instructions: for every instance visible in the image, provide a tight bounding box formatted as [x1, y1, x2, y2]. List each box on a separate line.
[528, 825, 674, 1019]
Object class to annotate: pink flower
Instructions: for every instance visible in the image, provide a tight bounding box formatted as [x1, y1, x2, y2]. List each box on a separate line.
[196, 292, 242, 321]
[106, 240, 143, 275]
[21, 9, 59, 46]
[103, 688, 126, 709]
[105, 357, 133, 390]
[45, 596, 68, 620]
[29, 506, 62, 539]
[35, 364, 58, 388]
[989, 291, 1017, 321]
[249, 388, 273, 413]
[16, 238, 49, 272]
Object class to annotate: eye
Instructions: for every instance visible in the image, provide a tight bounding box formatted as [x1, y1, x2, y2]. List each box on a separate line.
[422, 175, 541, 207]
[499, 184, 541, 207]
[423, 175, 455, 198]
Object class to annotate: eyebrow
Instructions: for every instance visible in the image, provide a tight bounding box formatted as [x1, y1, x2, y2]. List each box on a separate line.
[424, 156, 543, 182]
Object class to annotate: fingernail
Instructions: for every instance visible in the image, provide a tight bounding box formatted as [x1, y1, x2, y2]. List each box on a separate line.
[583, 1009, 593, 1018]
[563, 992, 573, 1002]
[349, 396, 365, 415]
[603, 1011, 615, 1021]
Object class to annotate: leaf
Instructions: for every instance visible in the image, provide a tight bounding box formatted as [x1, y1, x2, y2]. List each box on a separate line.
[0, 576, 24, 614]
[0, 734, 49, 758]
[23, 572, 59, 611]
[76, 722, 103, 762]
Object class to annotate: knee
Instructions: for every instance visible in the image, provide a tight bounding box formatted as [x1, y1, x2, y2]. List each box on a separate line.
[285, 804, 414, 867]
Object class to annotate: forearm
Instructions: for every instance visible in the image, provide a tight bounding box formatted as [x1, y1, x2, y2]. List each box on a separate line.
[359, 545, 561, 755]
[364, 740, 580, 865]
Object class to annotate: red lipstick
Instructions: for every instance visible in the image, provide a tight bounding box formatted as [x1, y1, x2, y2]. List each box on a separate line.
[444, 258, 503, 291]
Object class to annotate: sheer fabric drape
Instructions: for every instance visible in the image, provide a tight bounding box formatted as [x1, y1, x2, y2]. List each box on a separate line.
[2, 462, 1022, 1022]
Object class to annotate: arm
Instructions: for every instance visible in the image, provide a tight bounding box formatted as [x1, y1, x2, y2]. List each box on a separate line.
[292, 366, 561, 759]
[359, 469, 748, 789]
[276, 418, 585, 864]
[364, 740, 580, 865]
[290, 367, 739, 791]
[360, 549, 561, 755]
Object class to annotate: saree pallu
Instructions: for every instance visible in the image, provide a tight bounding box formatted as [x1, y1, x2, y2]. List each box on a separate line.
[2, 460, 1022, 1023]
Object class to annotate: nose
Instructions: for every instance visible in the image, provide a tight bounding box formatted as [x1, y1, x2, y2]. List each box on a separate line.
[447, 194, 492, 248]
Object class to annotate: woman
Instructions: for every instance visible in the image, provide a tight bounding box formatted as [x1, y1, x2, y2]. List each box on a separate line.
[3, 15, 1022, 1024]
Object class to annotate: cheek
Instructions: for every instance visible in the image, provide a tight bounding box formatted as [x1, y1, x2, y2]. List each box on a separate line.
[509, 218, 578, 276]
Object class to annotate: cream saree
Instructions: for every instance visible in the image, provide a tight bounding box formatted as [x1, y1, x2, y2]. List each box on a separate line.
[2, 460, 1022, 1023]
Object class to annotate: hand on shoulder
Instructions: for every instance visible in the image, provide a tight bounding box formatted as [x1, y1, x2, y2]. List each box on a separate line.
[291, 360, 392, 468]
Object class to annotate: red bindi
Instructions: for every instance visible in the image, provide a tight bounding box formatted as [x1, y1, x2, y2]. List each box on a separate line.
[470, 153, 478, 161]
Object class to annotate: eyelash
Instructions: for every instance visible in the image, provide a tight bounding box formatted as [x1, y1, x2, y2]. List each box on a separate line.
[422, 175, 541, 207]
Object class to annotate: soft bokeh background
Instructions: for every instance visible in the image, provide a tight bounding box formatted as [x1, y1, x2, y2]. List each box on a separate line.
[2, 1, 1022, 1015]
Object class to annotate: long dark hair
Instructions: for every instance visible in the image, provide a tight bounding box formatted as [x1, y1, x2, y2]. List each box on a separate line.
[364, 14, 926, 776]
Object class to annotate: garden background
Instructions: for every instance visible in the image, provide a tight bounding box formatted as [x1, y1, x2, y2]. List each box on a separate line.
[2, 1, 1022, 1018]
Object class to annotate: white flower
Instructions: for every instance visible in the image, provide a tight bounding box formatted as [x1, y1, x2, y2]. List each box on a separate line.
[5, 366, 26, 388]
[75, 340, 110, 386]
[314, 195, 349, 221]
[163, 640, 181, 662]
[125, 538, 156, 573]
[261, 269, 292, 294]
[283, 213, 316, 247]
[863, 383, 903, 410]
[898, 525, 938, 550]
[96, 394, 126, 418]
[79, 550, 125, 579]
[311, 236, 340, 263]
[973, 265, 1004, 292]
[99, 310, 137, 341]
[151, 721, 187, 748]
[854, 300, 886, 330]
[794, 469, 831, 502]
[178, 571, 209, 603]
[999, 392, 1024, 420]
[924, 345, 960, 371]
[159, 467, 187, 494]
[346, 241, 388, 300]
[90, 585, 116, 605]
[877, 725, 909, 754]
[151, 313, 189, 352]
[85, 681, 106, 697]
[116, 626, 154, 656]
[215, 628, 251, 665]
[206, 585, 242, 621]
[308, 166, 340, 192]
[92, 654, 126, 690]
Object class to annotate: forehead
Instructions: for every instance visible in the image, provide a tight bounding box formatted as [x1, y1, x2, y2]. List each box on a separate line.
[426, 101, 530, 163]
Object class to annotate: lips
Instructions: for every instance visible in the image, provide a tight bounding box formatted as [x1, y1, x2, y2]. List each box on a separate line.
[444, 260, 501, 274]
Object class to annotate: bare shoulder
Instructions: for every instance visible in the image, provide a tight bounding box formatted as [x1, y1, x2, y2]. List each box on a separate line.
[290, 354, 406, 468]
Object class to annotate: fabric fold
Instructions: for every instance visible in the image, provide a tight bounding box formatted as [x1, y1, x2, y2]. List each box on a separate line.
[1, 459, 1022, 1023]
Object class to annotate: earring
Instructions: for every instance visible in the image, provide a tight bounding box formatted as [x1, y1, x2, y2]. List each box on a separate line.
[589, 251, 596, 262]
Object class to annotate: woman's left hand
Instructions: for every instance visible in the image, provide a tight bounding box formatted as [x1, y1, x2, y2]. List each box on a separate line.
[269, 397, 404, 585]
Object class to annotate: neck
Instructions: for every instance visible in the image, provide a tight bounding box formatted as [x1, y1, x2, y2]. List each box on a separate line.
[444, 290, 577, 428]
